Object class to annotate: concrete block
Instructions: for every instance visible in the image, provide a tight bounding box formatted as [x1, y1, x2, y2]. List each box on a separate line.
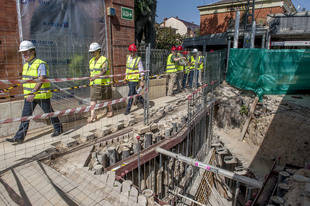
[80, 132, 96, 142]
[134, 125, 150, 135]
[106, 171, 116, 186]
[121, 180, 132, 197]
[112, 181, 122, 193]
[101, 173, 108, 183]
[111, 123, 125, 133]
[129, 187, 139, 203]
[95, 128, 111, 138]
[138, 195, 147, 206]
[61, 138, 78, 148]
[120, 194, 129, 205]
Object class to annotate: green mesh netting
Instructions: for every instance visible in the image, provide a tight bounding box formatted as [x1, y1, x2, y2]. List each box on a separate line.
[226, 49, 310, 99]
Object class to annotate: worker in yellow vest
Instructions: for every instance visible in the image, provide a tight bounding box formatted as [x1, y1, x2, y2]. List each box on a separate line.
[124, 43, 144, 115]
[88, 42, 113, 123]
[190, 48, 202, 88]
[166, 46, 184, 96]
[197, 51, 205, 86]
[181, 50, 191, 89]
[176, 45, 185, 92]
[6, 40, 63, 144]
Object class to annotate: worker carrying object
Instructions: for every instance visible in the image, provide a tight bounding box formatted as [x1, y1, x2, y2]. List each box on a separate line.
[88, 42, 113, 123]
[124, 43, 144, 115]
[6, 40, 63, 144]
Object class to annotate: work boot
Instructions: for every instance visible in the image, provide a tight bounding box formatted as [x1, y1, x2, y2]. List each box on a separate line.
[6, 138, 24, 144]
[51, 128, 63, 137]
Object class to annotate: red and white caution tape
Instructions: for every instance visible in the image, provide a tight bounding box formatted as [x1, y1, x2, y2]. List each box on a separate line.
[0, 70, 149, 85]
[0, 92, 144, 124]
[187, 81, 216, 100]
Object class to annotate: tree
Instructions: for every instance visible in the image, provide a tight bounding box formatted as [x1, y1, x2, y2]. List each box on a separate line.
[135, 0, 157, 48]
[155, 25, 185, 49]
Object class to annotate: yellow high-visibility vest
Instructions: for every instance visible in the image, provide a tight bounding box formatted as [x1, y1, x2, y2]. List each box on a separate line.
[22, 58, 51, 99]
[126, 55, 141, 82]
[190, 56, 200, 70]
[166, 53, 177, 73]
[176, 53, 184, 71]
[89, 56, 110, 86]
[198, 56, 204, 71]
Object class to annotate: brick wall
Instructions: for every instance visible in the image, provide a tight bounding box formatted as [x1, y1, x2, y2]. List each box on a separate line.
[200, 7, 284, 35]
[0, 0, 23, 102]
[105, 0, 135, 83]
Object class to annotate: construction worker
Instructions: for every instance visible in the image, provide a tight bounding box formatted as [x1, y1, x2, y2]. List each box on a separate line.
[197, 51, 205, 87]
[88, 42, 113, 123]
[166, 46, 184, 96]
[182, 50, 191, 89]
[124, 43, 144, 115]
[176, 46, 185, 92]
[6, 40, 63, 144]
[190, 48, 202, 88]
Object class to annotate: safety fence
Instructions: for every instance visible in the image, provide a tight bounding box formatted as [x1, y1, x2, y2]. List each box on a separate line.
[0, 39, 225, 175]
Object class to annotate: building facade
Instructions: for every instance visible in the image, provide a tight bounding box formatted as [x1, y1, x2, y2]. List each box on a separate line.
[198, 0, 296, 35]
[160, 17, 199, 37]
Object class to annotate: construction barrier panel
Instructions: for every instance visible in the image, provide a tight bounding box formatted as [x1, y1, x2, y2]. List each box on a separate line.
[226, 49, 310, 99]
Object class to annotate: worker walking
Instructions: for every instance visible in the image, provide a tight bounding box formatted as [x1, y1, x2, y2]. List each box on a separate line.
[124, 43, 144, 115]
[6, 40, 63, 144]
[88, 42, 113, 123]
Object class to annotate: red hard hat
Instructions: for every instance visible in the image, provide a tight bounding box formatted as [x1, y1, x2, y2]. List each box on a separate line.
[177, 46, 183, 51]
[128, 44, 137, 52]
[171, 46, 176, 51]
[182, 51, 188, 55]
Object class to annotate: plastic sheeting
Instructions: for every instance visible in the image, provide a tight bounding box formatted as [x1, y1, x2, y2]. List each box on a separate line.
[17, 0, 108, 79]
[226, 49, 310, 99]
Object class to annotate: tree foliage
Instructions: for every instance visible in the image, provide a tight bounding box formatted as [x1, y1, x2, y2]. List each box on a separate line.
[155, 25, 185, 49]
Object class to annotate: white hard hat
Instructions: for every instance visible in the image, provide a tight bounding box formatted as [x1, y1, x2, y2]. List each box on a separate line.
[89, 42, 101, 52]
[192, 48, 198, 53]
[19, 40, 35, 52]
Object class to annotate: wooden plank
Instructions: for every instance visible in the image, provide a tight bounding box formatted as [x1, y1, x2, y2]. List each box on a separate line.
[240, 97, 259, 141]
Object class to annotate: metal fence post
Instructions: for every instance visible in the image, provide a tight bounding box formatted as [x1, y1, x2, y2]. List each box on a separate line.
[144, 43, 150, 125]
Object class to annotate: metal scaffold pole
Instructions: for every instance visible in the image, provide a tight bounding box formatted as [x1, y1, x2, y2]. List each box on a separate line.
[233, 10, 241, 48]
[156, 147, 263, 188]
[144, 43, 150, 125]
[250, 0, 256, 48]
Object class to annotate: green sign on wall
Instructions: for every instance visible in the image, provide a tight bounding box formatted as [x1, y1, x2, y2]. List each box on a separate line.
[121, 7, 133, 20]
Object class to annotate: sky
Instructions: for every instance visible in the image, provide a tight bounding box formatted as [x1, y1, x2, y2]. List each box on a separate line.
[156, 0, 310, 25]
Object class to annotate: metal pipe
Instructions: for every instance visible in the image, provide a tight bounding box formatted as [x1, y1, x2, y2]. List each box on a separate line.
[234, 181, 240, 206]
[250, 0, 256, 48]
[168, 190, 207, 206]
[261, 34, 266, 48]
[226, 37, 232, 75]
[233, 10, 241, 48]
[250, 20, 256, 48]
[144, 43, 150, 125]
[156, 148, 262, 188]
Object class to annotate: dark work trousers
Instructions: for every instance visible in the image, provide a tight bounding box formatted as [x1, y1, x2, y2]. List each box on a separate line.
[126, 81, 144, 113]
[182, 72, 188, 89]
[14, 99, 62, 140]
[187, 70, 194, 88]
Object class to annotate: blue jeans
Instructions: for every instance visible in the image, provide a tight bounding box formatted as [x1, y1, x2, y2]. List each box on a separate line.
[195, 70, 200, 87]
[187, 70, 194, 88]
[126, 82, 144, 113]
[182, 73, 188, 89]
[14, 99, 62, 140]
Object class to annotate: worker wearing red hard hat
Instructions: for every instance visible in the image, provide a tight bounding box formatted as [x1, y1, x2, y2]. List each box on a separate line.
[124, 43, 144, 115]
[166, 45, 184, 96]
